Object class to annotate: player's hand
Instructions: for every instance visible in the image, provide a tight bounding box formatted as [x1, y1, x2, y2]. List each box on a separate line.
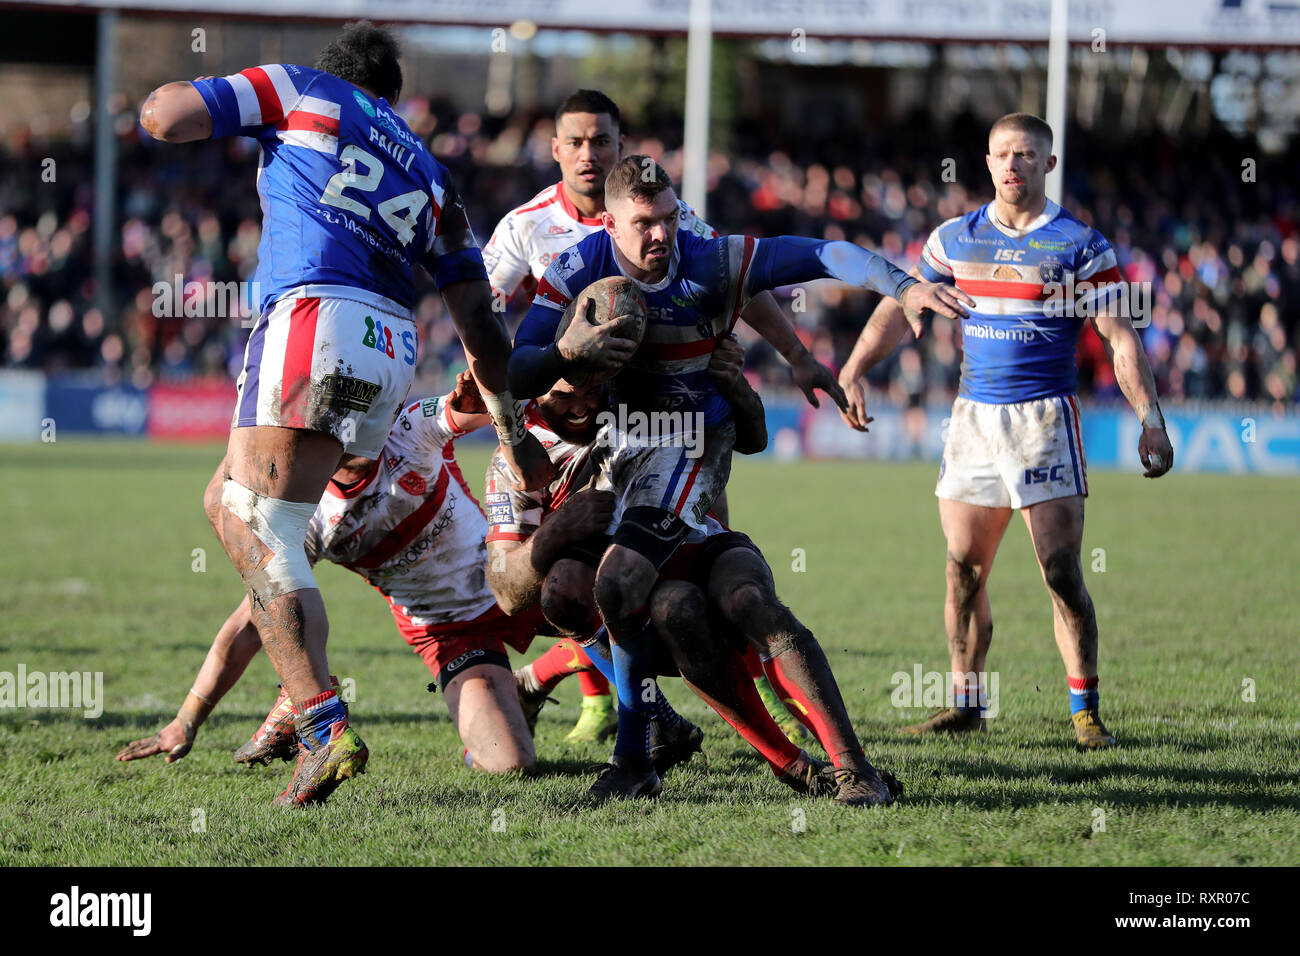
[449, 369, 487, 415]
[1138, 426, 1173, 478]
[116, 718, 195, 763]
[899, 282, 975, 337]
[836, 372, 875, 432]
[708, 334, 746, 392]
[790, 351, 848, 412]
[556, 298, 640, 375]
[500, 430, 554, 493]
[549, 489, 616, 540]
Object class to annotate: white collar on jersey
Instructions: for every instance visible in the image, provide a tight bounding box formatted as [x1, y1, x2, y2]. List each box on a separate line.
[987, 198, 1061, 238]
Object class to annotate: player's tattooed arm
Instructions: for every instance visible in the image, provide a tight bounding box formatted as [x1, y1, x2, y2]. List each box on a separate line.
[710, 334, 767, 454]
[139, 81, 214, 142]
[486, 491, 616, 614]
[116, 597, 262, 762]
[739, 292, 846, 412]
[836, 270, 921, 432]
[1091, 310, 1174, 478]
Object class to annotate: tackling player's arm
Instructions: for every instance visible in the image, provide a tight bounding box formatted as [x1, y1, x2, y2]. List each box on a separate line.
[485, 490, 615, 615]
[1090, 309, 1173, 477]
[836, 267, 924, 432]
[115, 596, 261, 762]
[710, 334, 767, 454]
[738, 293, 846, 412]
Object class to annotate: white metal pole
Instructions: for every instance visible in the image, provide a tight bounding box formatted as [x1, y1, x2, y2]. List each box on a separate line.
[94, 9, 119, 321]
[682, 0, 712, 219]
[1045, 0, 1068, 203]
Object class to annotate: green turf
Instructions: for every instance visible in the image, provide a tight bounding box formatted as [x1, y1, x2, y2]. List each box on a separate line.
[1, 439, 1297, 865]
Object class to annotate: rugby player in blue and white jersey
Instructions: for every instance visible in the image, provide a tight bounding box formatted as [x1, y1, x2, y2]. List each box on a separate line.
[509, 155, 969, 800]
[138, 21, 550, 805]
[838, 113, 1173, 747]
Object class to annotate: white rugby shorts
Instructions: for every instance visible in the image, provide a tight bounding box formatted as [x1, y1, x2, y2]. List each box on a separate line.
[936, 394, 1088, 509]
[233, 286, 418, 458]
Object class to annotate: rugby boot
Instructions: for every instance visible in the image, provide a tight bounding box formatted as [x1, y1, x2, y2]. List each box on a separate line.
[234, 676, 342, 765]
[777, 750, 835, 797]
[755, 676, 809, 745]
[648, 711, 704, 776]
[514, 669, 557, 738]
[272, 718, 368, 807]
[563, 693, 618, 746]
[1071, 708, 1117, 749]
[900, 706, 986, 736]
[827, 764, 901, 807]
[587, 755, 662, 805]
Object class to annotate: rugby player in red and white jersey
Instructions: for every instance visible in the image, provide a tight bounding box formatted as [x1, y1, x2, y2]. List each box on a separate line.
[117, 373, 549, 775]
[838, 113, 1173, 748]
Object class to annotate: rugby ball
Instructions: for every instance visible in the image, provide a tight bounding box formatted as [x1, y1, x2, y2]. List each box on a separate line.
[553, 276, 648, 386]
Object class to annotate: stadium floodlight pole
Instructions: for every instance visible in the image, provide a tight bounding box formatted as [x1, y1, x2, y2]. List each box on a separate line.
[1045, 0, 1068, 203]
[93, 9, 119, 321]
[682, 0, 712, 219]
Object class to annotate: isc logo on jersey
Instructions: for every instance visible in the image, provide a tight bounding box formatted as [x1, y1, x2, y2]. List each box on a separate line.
[1024, 465, 1066, 485]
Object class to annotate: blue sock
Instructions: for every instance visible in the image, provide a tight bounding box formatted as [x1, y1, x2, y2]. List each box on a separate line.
[610, 630, 654, 764]
[1068, 676, 1099, 715]
[585, 626, 677, 722]
[297, 692, 346, 750]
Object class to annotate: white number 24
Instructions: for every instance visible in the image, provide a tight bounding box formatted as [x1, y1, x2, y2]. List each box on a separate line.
[320, 145, 428, 246]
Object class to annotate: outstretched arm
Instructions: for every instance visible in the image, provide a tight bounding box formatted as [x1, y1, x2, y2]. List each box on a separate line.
[115, 597, 262, 762]
[737, 292, 846, 412]
[1091, 310, 1174, 477]
[836, 269, 922, 431]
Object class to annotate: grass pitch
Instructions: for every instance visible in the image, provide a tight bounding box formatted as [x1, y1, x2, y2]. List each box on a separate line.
[1, 439, 1297, 866]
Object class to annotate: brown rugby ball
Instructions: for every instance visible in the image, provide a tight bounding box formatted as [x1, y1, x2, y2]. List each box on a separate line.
[553, 275, 648, 386]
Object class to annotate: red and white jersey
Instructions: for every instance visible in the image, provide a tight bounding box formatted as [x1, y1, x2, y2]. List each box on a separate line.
[305, 393, 496, 635]
[482, 181, 716, 305]
[483, 400, 608, 543]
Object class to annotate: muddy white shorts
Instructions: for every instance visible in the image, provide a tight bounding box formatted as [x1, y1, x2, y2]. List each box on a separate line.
[935, 394, 1088, 509]
[233, 286, 418, 458]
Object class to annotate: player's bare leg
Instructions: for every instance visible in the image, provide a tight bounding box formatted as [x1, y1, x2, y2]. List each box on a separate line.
[535, 560, 617, 743]
[651, 580, 894, 805]
[903, 498, 1012, 735]
[704, 547, 896, 801]
[217, 424, 368, 804]
[1022, 494, 1113, 747]
[446, 664, 536, 773]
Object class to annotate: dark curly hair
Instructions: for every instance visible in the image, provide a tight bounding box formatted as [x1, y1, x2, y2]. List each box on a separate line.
[314, 20, 403, 104]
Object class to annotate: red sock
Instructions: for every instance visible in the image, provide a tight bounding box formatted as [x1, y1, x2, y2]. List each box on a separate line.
[742, 644, 765, 680]
[763, 657, 864, 770]
[686, 648, 801, 775]
[531, 638, 590, 690]
[578, 666, 610, 697]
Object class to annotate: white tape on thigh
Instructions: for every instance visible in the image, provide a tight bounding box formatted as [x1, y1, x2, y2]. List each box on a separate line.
[221, 478, 318, 599]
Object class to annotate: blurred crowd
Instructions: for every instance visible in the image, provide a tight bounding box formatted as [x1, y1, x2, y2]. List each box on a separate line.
[3, 96, 1298, 412]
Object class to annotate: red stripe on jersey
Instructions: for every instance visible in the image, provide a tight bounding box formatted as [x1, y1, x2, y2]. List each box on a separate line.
[536, 277, 570, 309]
[347, 467, 451, 569]
[279, 298, 319, 428]
[241, 67, 284, 126]
[277, 110, 339, 136]
[1068, 396, 1088, 495]
[558, 184, 603, 226]
[515, 188, 560, 216]
[443, 444, 484, 513]
[959, 279, 1048, 300]
[1086, 266, 1122, 285]
[644, 338, 715, 361]
[485, 531, 529, 543]
[727, 236, 757, 333]
[673, 457, 704, 514]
